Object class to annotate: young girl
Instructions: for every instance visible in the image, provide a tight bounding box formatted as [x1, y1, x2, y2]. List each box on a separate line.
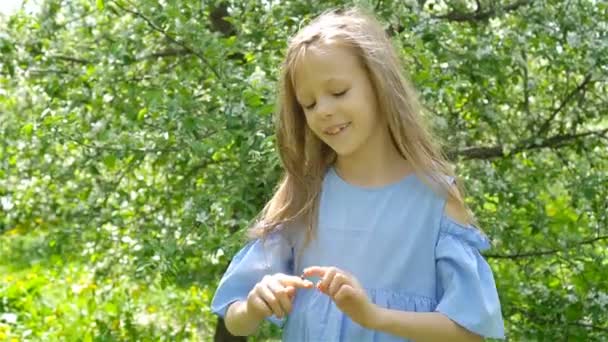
[211, 8, 505, 341]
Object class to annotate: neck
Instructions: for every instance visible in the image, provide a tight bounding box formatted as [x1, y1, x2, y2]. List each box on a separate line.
[334, 127, 412, 187]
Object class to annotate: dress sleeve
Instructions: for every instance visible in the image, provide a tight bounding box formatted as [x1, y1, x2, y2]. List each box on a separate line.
[434, 214, 505, 339]
[210, 231, 294, 327]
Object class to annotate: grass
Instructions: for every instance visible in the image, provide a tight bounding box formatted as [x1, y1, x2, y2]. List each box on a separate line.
[0, 228, 216, 341]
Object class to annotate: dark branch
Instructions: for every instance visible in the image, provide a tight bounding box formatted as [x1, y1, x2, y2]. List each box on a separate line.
[569, 322, 608, 333]
[49, 49, 192, 65]
[510, 308, 608, 333]
[433, 0, 533, 22]
[387, 0, 533, 35]
[29, 68, 71, 75]
[536, 72, 594, 136]
[448, 128, 608, 160]
[50, 55, 90, 64]
[136, 48, 192, 61]
[47, 48, 193, 66]
[110, 0, 221, 79]
[56, 131, 181, 154]
[522, 49, 530, 118]
[209, 2, 236, 36]
[485, 235, 608, 260]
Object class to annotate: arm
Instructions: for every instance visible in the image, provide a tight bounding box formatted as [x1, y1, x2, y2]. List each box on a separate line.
[302, 267, 483, 342]
[224, 300, 265, 336]
[211, 233, 312, 336]
[224, 274, 314, 336]
[369, 308, 483, 342]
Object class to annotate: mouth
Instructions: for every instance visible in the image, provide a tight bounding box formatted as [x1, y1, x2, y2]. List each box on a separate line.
[323, 122, 351, 136]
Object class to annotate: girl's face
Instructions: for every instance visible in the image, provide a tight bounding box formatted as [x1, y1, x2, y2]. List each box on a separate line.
[293, 42, 386, 159]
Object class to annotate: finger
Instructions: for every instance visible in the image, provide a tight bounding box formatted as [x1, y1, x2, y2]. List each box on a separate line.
[302, 266, 329, 278]
[318, 268, 338, 293]
[285, 285, 296, 299]
[327, 273, 349, 297]
[278, 275, 314, 289]
[334, 284, 356, 303]
[256, 283, 285, 318]
[251, 295, 273, 318]
[267, 279, 293, 315]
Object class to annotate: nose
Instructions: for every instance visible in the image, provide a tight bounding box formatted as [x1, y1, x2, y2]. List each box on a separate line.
[312, 95, 335, 119]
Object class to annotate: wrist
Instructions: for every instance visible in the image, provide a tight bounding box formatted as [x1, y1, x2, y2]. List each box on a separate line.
[242, 300, 266, 323]
[364, 303, 385, 330]
[225, 300, 265, 337]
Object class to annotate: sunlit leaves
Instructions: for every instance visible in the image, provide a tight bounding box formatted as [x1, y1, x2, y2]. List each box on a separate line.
[1, 0, 607, 340]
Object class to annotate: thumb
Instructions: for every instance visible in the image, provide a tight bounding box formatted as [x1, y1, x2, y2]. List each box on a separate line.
[335, 284, 356, 302]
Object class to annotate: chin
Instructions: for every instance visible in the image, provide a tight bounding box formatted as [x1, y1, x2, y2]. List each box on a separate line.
[329, 144, 360, 158]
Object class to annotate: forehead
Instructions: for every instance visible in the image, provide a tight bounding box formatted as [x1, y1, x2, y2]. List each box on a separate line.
[292, 42, 362, 93]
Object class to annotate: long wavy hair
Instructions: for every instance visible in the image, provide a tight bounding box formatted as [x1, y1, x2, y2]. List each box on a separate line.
[248, 8, 478, 243]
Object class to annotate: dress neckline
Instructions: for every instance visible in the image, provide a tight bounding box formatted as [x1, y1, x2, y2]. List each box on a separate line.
[327, 166, 417, 192]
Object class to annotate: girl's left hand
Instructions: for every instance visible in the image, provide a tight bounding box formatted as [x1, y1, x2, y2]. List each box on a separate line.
[302, 266, 378, 329]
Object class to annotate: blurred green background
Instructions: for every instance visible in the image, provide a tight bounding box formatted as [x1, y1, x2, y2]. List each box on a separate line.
[1, 0, 607, 340]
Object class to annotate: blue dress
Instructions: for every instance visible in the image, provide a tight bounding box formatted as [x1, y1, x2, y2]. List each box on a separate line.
[211, 167, 505, 341]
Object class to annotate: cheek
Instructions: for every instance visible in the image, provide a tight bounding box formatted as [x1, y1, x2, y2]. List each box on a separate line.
[358, 95, 380, 123]
[344, 90, 367, 115]
[304, 114, 322, 136]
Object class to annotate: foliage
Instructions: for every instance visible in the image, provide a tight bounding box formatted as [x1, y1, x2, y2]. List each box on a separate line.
[1, 0, 607, 340]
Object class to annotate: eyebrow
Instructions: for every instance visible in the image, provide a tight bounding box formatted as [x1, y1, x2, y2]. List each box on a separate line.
[296, 77, 348, 95]
[322, 77, 348, 84]
[294, 77, 349, 103]
[295, 76, 348, 88]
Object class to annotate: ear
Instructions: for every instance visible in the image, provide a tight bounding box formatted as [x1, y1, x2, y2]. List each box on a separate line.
[443, 186, 472, 226]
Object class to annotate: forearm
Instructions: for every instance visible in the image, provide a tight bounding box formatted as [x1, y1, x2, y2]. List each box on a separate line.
[224, 300, 264, 336]
[369, 307, 483, 342]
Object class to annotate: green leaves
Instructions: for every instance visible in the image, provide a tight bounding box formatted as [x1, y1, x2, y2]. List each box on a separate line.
[0, 0, 606, 340]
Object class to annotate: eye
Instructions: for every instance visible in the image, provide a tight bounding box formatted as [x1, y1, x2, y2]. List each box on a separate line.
[303, 102, 316, 110]
[301, 89, 348, 110]
[333, 89, 349, 97]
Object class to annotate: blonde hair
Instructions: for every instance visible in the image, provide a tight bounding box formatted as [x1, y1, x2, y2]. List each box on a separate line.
[249, 7, 477, 243]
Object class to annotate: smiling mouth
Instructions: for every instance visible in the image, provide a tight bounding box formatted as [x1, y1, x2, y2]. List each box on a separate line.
[324, 122, 351, 135]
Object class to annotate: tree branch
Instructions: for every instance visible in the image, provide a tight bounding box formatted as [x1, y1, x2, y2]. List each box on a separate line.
[110, 0, 221, 79]
[29, 68, 71, 76]
[433, 0, 534, 22]
[536, 72, 594, 136]
[448, 127, 608, 160]
[388, 0, 534, 35]
[510, 308, 608, 333]
[521, 49, 530, 118]
[209, 2, 236, 36]
[485, 235, 608, 259]
[50, 55, 90, 64]
[136, 48, 191, 61]
[56, 131, 182, 154]
[47, 48, 193, 66]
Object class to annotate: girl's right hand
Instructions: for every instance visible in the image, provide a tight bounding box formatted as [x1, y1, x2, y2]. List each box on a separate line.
[246, 273, 314, 320]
